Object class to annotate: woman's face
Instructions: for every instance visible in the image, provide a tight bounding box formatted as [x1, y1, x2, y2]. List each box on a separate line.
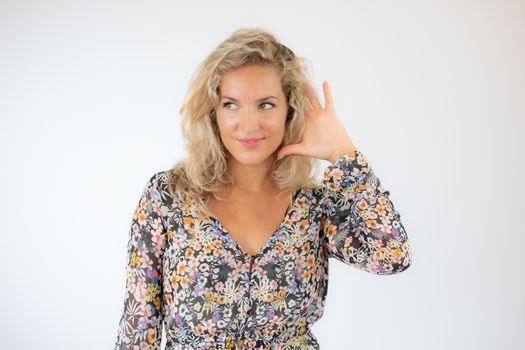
[215, 64, 288, 166]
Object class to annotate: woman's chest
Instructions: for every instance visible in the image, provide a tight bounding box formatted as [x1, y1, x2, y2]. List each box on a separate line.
[160, 195, 327, 330]
[161, 189, 325, 290]
[208, 194, 293, 256]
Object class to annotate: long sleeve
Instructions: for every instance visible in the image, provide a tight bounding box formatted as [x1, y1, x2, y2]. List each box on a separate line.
[319, 149, 412, 275]
[115, 173, 167, 349]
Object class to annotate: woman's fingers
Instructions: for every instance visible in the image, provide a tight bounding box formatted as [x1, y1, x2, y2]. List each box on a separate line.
[304, 79, 334, 112]
[322, 81, 334, 111]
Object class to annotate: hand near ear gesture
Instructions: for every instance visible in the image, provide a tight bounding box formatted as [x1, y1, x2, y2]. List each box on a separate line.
[276, 80, 357, 164]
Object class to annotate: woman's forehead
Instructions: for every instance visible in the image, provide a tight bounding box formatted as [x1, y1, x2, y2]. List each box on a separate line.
[219, 65, 284, 99]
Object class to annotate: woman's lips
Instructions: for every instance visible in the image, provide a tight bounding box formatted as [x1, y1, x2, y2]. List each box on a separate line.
[238, 138, 263, 149]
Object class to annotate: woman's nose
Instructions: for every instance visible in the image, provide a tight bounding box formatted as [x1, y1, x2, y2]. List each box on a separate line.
[239, 108, 259, 132]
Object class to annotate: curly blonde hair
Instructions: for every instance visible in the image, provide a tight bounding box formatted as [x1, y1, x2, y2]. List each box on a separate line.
[167, 27, 321, 218]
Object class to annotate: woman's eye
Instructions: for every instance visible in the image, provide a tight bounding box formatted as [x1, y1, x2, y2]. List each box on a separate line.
[222, 102, 274, 110]
[223, 102, 236, 110]
[260, 102, 274, 109]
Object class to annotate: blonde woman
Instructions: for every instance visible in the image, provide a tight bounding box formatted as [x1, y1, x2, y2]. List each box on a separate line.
[114, 27, 412, 350]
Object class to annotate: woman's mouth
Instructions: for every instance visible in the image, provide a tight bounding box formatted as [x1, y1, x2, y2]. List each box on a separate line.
[238, 138, 263, 149]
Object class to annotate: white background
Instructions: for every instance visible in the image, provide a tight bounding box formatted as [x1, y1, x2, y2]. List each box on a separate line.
[1, 0, 524, 349]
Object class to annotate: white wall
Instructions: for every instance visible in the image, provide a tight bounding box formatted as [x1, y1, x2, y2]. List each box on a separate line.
[1, 0, 523, 349]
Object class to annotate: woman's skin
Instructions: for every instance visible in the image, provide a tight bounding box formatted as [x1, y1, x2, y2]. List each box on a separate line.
[212, 64, 358, 255]
[215, 64, 357, 196]
[216, 64, 288, 194]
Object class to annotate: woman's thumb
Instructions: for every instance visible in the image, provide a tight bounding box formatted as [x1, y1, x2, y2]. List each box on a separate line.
[276, 144, 302, 160]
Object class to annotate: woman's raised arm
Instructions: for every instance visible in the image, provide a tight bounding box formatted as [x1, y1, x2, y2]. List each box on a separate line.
[318, 149, 412, 275]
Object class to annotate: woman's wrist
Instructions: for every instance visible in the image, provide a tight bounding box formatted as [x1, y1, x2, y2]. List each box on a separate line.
[328, 146, 357, 164]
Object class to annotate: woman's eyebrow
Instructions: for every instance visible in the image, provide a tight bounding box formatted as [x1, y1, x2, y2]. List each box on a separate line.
[220, 95, 279, 102]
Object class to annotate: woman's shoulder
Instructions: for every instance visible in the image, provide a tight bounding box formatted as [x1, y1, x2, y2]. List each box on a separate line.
[143, 167, 187, 207]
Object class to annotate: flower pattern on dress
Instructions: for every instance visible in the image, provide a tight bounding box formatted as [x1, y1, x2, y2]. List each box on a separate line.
[114, 149, 412, 350]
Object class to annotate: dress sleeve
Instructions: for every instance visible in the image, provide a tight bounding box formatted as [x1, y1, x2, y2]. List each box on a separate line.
[318, 149, 412, 275]
[115, 173, 167, 349]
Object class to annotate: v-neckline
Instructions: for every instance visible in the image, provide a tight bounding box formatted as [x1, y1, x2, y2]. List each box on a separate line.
[207, 188, 302, 258]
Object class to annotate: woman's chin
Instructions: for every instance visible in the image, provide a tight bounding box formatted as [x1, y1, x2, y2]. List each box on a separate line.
[229, 151, 275, 165]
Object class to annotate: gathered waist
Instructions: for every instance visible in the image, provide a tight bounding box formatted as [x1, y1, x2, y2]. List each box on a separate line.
[165, 325, 319, 350]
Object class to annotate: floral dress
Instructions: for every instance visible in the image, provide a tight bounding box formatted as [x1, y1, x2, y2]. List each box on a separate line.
[114, 149, 412, 350]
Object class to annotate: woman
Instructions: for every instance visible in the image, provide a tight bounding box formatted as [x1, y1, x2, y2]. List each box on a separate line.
[114, 27, 412, 350]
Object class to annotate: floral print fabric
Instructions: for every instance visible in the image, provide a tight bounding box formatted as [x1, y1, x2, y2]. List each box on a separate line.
[114, 149, 412, 350]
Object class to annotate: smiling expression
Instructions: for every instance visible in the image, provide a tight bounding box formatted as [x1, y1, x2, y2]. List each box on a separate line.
[215, 64, 288, 165]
